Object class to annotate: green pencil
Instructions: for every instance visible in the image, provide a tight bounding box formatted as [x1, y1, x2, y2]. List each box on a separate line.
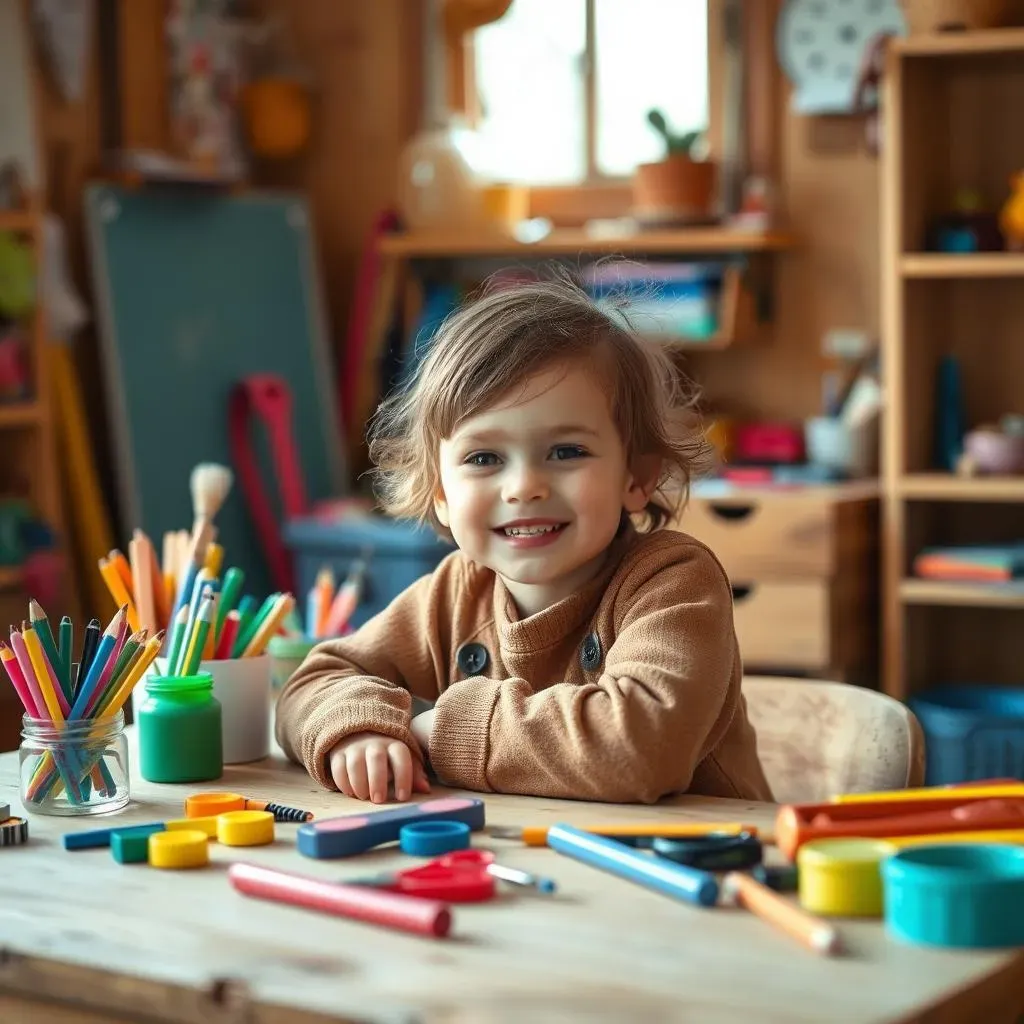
[166, 605, 190, 676]
[58, 615, 73, 689]
[215, 566, 245, 640]
[181, 596, 215, 676]
[30, 599, 70, 702]
[232, 593, 277, 658]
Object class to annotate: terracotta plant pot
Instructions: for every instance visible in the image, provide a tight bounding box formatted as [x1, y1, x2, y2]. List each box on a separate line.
[900, 0, 1022, 32]
[632, 154, 717, 226]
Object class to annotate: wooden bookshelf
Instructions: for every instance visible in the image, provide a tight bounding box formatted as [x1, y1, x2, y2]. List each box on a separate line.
[891, 27, 1024, 57]
[377, 226, 797, 258]
[900, 253, 1024, 278]
[0, 401, 41, 428]
[880, 30, 1024, 700]
[900, 578, 1024, 610]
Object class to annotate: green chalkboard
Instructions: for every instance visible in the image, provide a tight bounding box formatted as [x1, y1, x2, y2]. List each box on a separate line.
[85, 184, 346, 600]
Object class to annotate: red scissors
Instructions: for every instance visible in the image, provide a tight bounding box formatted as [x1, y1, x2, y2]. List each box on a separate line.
[346, 849, 496, 903]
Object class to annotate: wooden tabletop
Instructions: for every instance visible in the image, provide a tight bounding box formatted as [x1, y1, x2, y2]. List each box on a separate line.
[0, 734, 1022, 1024]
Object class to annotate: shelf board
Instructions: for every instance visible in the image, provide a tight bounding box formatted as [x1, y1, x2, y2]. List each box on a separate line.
[900, 253, 1024, 278]
[0, 566, 22, 592]
[0, 209, 36, 234]
[0, 402, 41, 429]
[892, 28, 1024, 58]
[900, 578, 1024, 609]
[377, 227, 797, 258]
[900, 473, 1024, 502]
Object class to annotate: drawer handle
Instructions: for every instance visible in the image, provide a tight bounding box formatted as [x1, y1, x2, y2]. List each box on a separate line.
[708, 503, 758, 523]
[730, 584, 755, 603]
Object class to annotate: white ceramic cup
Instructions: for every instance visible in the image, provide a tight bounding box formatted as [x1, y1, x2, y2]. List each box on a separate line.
[133, 655, 272, 764]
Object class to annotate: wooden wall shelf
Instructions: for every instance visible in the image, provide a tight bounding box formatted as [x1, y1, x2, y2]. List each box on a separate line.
[900, 578, 1024, 609]
[377, 227, 797, 258]
[881, 40, 1024, 701]
[900, 474, 1024, 502]
[901, 254, 1024, 278]
[892, 27, 1024, 58]
[0, 209, 37, 234]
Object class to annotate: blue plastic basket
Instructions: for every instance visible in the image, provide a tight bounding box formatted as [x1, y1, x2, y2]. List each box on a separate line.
[284, 514, 453, 631]
[908, 686, 1024, 785]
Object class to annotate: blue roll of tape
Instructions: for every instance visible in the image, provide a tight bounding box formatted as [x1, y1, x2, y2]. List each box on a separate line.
[399, 820, 472, 857]
[883, 843, 1024, 949]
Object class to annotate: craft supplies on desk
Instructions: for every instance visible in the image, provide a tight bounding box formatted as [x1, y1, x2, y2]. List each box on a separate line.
[882, 845, 1024, 950]
[2, 598, 163, 815]
[488, 820, 758, 846]
[228, 861, 453, 938]
[546, 824, 720, 908]
[136, 672, 223, 783]
[297, 798, 486, 859]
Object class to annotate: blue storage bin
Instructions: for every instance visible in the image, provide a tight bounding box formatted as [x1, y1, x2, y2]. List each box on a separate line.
[909, 686, 1024, 785]
[284, 514, 453, 631]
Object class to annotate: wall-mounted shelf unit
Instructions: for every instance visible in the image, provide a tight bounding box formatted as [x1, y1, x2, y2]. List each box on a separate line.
[880, 30, 1024, 701]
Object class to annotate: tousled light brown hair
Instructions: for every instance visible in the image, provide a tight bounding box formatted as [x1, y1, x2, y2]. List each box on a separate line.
[366, 269, 713, 538]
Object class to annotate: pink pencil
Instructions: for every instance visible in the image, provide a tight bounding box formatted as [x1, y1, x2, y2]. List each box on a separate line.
[0, 640, 40, 717]
[9, 629, 51, 722]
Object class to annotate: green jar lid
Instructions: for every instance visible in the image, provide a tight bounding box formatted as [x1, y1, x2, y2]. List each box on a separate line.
[146, 672, 214, 694]
[268, 636, 318, 659]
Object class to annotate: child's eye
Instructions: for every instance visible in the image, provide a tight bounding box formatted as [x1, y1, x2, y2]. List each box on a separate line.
[551, 445, 588, 461]
[464, 451, 500, 467]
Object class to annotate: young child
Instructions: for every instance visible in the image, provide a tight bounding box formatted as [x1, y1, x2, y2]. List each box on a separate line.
[275, 275, 772, 805]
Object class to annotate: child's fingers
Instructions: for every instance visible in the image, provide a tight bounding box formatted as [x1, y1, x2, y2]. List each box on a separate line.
[365, 744, 391, 803]
[329, 748, 356, 798]
[346, 749, 371, 800]
[412, 764, 432, 794]
[387, 742, 413, 802]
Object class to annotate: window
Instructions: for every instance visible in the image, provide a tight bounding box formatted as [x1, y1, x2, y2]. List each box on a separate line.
[470, 0, 709, 185]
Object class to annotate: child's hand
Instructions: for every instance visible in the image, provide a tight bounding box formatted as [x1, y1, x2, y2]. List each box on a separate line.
[410, 708, 437, 756]
[328, 732, 431, 803]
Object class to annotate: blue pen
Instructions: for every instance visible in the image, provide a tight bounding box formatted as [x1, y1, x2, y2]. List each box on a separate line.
[546, 824, 720, 907]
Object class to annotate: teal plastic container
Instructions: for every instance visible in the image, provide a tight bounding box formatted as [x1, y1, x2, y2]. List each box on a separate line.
[137, 673, 223, 783]
[882, 844, 1024, 949]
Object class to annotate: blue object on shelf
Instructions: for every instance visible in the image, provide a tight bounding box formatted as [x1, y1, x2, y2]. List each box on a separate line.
[284, 513, 453, 630]
[883, 844, 1024, 949]
[909, 686, 1024, 785]
[933, 354, 965, 472]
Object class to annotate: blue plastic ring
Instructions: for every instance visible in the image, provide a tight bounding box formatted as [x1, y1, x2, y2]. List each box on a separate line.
[399, 820, 471, 857]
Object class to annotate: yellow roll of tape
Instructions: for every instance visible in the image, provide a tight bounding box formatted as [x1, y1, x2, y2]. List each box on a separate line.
[798, 837, 896, 917]
[217, 810, 275, 847]
[148, 829, 210, 869]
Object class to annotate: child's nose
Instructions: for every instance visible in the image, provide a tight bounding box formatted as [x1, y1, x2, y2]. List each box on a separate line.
[502, 463, 549, 503]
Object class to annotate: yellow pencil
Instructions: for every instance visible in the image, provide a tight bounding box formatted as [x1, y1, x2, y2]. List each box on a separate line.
[22, 628, 65, 724]
[98, 631, 165, 720]
[834, 783, 1024, 804]
[240, 593, 296, 657]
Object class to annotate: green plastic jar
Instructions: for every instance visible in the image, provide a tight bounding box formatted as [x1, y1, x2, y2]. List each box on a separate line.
[137, 673, 223, 783]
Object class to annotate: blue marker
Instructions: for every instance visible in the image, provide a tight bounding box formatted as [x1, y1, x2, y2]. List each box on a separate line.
[546, 824, 720, 907]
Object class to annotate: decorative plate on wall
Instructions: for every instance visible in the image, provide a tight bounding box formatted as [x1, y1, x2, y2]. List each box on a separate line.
[777, 0, 906, 114]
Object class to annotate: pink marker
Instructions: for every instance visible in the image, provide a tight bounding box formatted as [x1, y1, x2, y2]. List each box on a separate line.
[0, 641, 40, 717]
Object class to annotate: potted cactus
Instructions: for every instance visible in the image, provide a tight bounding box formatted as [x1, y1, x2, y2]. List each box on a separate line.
[632, 109, 717, 226]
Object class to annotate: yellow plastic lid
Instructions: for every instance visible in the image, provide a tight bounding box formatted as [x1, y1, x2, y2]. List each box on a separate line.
[798, 837, 897, 869]
[166, 815, 219, 838]
[185, 792, 245, 818]
[148, 829, 210, 869]
[217, 809, 275, 847]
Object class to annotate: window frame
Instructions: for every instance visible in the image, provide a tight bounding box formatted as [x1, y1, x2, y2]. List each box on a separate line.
[445, 0, 778, 227]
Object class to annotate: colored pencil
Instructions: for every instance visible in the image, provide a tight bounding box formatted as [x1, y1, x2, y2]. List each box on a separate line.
[57, 615, 73, 691]
[240, 593, 296, 657]
[29, 599, 70, 703]
[181, 594, 215, 676]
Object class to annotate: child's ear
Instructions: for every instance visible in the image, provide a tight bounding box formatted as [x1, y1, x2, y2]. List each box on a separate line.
[434, 490, 451, 528]
[623, 455, 662, 513]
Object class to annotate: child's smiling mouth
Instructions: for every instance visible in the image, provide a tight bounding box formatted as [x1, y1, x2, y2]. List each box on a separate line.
[493, 520, 569, 546]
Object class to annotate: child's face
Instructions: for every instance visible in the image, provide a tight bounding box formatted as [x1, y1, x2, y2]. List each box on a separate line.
[435, 362, 654, 617]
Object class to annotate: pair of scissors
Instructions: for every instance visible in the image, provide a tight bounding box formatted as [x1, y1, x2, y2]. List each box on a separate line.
[346, 849, 497, 903]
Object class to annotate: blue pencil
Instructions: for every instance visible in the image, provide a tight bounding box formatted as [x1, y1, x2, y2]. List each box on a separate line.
[546, 824, 720, 907]
[67, 612, 122, 720]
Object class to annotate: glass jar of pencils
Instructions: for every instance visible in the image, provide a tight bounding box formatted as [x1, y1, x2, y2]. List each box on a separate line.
[19, 710, 130, 816]
[137, 673, 223, 783]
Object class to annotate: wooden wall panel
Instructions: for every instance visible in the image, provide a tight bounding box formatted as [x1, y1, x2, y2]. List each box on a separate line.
[251, 0, 423, 403]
